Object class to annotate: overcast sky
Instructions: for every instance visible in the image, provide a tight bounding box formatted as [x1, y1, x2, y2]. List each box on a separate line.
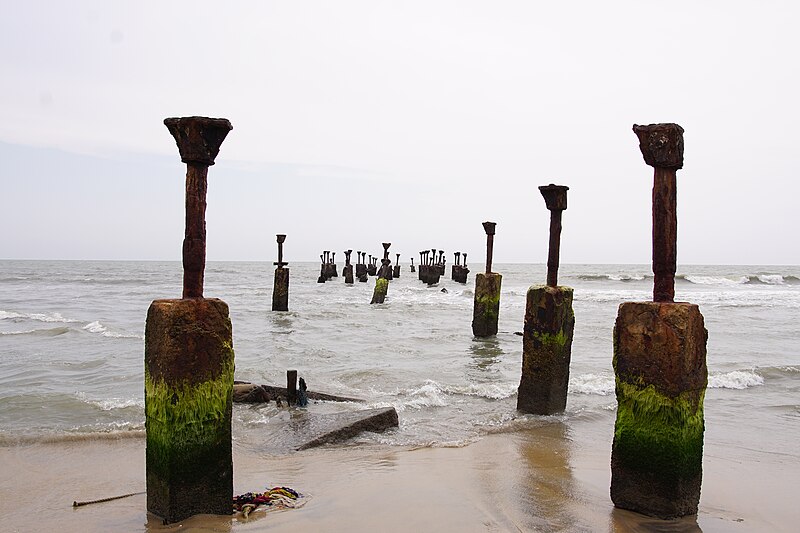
[1, 1, 798, 265]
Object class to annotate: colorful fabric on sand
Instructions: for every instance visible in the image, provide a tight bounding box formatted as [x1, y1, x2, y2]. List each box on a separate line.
[233, 487, 304, 517]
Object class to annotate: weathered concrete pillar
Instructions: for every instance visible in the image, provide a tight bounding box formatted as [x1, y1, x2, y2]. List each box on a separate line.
[410, 257, 416, 273]
[146, 116, 233, 524]
[393, 253, 401, 278]
[517, 184, 574, 415]
[381, 243, 393, 280]
[272, 234, 289, 311]
[317, 254, 326, 283]
[344, 249, 354, 284]
[367, 255, 377, 276]
[611, 123, 708, 519]
[370, 258, 391, 304]
[472, 222, 501, 337]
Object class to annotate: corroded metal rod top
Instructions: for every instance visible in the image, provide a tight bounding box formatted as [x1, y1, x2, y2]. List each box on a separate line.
[632, 123, 684, 170]
[276, 234, 286, 244]
[482, 221, 496, 236]
[164, 116, 232, 166]
[382, 242, 391, 251]
[539, 184, 569, 211]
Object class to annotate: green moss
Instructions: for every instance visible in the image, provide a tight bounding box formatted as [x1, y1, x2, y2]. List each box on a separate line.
[613, 378, 705, 480]
[531, 329, 569, 347]
[145, 354, 233, 478]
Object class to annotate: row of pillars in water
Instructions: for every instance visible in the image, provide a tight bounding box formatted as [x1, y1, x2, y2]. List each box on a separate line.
[145, 117, 706, 523]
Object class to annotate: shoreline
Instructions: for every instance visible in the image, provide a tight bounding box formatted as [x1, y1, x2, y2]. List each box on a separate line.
[1, 415, 795, 532]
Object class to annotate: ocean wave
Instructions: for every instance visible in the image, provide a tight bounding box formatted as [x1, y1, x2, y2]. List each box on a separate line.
[708, 370, 764, 389]
[0, 310, 75, 323]
[77, 394, 144, 411]
[578, 274, 647, 282]
[82, 321, 143, 339]
[0, 428, 145, 446]
[0, 326, 70, 337]
[569, 373, 615, 395]
[443, 382, 517, 400]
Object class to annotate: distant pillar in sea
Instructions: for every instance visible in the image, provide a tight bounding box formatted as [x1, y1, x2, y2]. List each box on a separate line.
[393, 253, 401, 278]
[472, 222, 501, 337]
[611, 123, 708, 519]
[452, 251, 469, 284]
[517, 184, 574, 415]
[145, 116, 234, 524]
[371, 243, 392, 304]
[343, 249, 354, 284]
[410, 257, 416, 273]
[272, 234, 289, 311]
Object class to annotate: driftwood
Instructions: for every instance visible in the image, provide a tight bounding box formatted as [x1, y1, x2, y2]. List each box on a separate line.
[233, 382, 363, 404]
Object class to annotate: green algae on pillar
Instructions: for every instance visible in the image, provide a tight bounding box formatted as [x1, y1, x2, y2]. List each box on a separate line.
[517, 285, 574, 414]
[472, 221, 501, 337]
[370, 277, 389, 304]
[145, 298, 234, 523]
[611, 301, 707, 518]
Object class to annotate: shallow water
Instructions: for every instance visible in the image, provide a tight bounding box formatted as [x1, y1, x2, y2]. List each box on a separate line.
[1, 260, 798, 461]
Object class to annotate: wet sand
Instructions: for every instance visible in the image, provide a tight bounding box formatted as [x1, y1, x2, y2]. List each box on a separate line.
[0, 417, 795, 533]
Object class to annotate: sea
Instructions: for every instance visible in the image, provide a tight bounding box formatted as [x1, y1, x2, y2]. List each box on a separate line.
[1, 260, 799, 461]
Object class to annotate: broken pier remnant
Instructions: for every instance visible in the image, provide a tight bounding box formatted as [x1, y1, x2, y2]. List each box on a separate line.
[611, 123, 708, 519]
[472, 222, 501, 337]
[517, 184, 574, 415]
[343, 249, 354, 284]
[371, 242, 392, 304]
[393, 253, 401, 278]
[146, 116, 234, 524]
[451, 251, 470, 284]
[272, 234, 289, 311]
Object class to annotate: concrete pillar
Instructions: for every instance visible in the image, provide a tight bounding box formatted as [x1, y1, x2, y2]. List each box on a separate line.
[472, 221, 501, 337]
[147, 116, 233, 524]
[611, 123, 707, 519]
[518, 184, 573, 415]
[272, 234, 289, 311]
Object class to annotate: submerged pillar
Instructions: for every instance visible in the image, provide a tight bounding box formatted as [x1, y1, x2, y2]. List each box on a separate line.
[393, 253, 401, 278]
[272, 234, 289, 311]
[146, 116, 234, 524]
[518, 185, 574, 415]
[611, 123, 708, 519]
[472, 222, 501, 337]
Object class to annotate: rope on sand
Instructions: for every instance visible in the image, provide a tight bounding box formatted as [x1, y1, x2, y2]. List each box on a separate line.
[73, 491, 145, 507]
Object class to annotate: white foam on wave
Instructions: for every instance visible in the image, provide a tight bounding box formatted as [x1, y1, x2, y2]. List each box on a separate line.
[0, 310, 73, 323]
[82, 321, 142, 339]
[683, 275, 748, 286]
[444, 382, 517, 400]
[607, 274, 646, 282]
[708, 370, 764, 389]
[569, 373, 615, 395]
[76, 392, 144, 411]
[755, 274, 785, 285]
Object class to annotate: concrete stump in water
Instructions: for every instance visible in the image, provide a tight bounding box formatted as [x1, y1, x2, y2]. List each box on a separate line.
[517, 285, 574, 414]
[611, 301, 707, 518]
[472, 272, 501, 336]
[370, 277, 389, 304]
[272, 268, 289, 311]
[145, 298, 234, 523]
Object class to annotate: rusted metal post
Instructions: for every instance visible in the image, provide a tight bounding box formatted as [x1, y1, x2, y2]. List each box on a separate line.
[633, 123, 683, 303]
[272, 234, 289, 311]
[539, 184, 569, 287]
[164, 117, 232, 299]
[482, 222, 496, 274]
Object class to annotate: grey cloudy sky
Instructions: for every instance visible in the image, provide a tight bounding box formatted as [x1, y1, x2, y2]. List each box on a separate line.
[1, 1, 798, 264]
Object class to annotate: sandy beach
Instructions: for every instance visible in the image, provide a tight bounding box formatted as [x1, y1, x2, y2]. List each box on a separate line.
[2, 411, 796, 533]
